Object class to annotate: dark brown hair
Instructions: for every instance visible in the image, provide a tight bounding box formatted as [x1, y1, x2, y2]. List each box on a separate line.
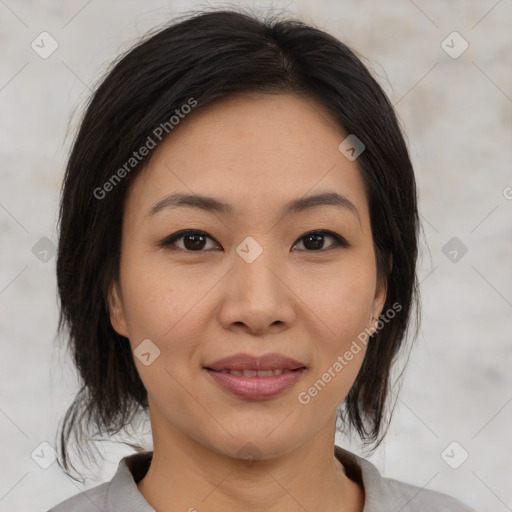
[55, 7, 420, 481]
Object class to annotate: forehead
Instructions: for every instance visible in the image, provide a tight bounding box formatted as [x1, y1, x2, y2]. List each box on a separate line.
[124, 93, 369, 225]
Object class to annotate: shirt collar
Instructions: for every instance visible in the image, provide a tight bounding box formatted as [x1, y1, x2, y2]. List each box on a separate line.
[106, 446, 386, 512]
[334, 445, 391, 511]
[106, 450, 155, 512]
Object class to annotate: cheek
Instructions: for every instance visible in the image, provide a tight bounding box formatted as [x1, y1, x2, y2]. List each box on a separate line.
[118, 252, 218, 385]
[120, 270, 170, 339]
[293, 258, 377, 342]
[119, 248, 202, 339]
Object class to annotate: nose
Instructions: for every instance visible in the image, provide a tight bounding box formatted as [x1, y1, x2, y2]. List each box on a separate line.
[217, 242, 297, 335]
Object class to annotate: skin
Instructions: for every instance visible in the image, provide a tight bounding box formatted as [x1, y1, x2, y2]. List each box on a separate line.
[108, 92, 388, 512]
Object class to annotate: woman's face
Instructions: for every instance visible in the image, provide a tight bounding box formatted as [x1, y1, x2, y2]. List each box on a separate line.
[108, 93, 387, 460]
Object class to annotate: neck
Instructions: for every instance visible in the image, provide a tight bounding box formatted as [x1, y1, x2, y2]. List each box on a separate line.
[136, 412, 364, 512]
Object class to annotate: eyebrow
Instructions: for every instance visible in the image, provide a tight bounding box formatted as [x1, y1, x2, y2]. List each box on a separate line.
[147, 191, 360, 221]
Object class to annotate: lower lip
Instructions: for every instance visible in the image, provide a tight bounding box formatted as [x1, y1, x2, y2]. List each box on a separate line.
[205, 369, 305, 400]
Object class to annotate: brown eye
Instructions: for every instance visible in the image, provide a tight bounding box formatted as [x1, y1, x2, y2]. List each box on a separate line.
[293, 230, 348, 252]
[158, 230, 220, 251]
[158, 229, 348, 253]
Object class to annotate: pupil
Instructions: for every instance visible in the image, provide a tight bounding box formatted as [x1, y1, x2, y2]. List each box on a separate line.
[304, 233, 324, 250]
[184, 233, 206, 250]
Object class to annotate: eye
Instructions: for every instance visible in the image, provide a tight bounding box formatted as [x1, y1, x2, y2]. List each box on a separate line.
[158, 229, 348, 253]
[292, 230, 348, 252]
[157, 230, 220, 252]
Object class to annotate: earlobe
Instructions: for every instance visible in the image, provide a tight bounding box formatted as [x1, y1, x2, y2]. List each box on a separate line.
[107, 280, 129, 337]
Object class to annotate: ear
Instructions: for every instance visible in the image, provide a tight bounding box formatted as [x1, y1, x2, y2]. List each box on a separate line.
[107, 280, 129, 337]
[371, 280, 387, 323]
[370, 253, 392, 327]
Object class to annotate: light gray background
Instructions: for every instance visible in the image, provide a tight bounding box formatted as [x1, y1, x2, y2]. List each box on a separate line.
[1, 1, 511, 511]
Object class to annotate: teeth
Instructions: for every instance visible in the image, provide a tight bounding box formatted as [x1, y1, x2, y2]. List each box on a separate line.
[218, 369, 292, 376]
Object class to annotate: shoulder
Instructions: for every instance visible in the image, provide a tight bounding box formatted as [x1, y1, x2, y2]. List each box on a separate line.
[45, 481, 110, 511]
[376, 475, 476, 512]
[46, 451, 154, 512]
[334, 445, 475, 512]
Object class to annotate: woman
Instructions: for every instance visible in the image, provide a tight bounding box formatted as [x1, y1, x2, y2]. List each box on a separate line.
[48, 8, 474, 512]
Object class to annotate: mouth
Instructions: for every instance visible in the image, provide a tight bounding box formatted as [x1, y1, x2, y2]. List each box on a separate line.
[206, 368, 304, 377]
[204, 352, 307, 372]
[203, 352, 307, 400]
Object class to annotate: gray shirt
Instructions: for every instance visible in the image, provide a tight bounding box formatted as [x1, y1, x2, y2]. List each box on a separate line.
[47, 445, 475, 511]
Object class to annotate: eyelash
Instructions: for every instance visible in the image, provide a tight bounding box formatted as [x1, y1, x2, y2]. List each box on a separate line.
[157, 229, 349, 253]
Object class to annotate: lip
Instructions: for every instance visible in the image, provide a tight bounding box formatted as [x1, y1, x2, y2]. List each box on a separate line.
[205, 369, 305, 400]
[204, 352, 306, 372]
[203, 352, 307, 401]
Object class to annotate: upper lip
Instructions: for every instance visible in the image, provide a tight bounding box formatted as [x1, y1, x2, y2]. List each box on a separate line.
[204, 352, 306, 371]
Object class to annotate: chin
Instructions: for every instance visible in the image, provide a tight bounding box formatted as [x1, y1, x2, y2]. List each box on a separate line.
[202, 428, 305, 463]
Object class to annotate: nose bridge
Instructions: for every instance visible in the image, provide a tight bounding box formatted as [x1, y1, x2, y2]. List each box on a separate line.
[234, 234, 283, 302]
[218, 234, 295, 333]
